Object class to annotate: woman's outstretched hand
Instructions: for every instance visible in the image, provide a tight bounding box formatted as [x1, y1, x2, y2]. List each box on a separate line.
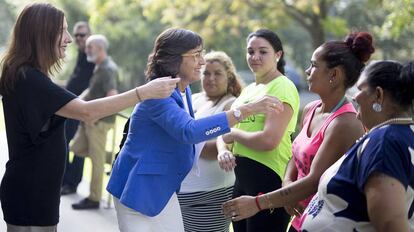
[249, 95, 284, 115]
[139, 77, 181, 100]
[222, 196, 260, 221]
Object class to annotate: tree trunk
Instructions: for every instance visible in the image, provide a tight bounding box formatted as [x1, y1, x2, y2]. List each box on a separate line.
[282, 1, 327, 49]
[309, 20, 325, 49]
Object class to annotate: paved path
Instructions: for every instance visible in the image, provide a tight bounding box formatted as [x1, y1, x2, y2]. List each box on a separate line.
[0, 131, 119, 232]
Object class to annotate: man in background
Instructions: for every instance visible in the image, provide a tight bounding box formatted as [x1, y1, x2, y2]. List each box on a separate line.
[61, 21, 95, 195]
[70, 34, 119, 209]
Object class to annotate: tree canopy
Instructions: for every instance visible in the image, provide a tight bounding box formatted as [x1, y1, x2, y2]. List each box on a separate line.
[1, 0, 413, 89]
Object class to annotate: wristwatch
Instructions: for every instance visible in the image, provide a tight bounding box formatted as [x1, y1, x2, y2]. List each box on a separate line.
[233, 108, 242, 122]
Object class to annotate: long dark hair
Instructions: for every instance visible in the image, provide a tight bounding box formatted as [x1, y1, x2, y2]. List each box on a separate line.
[145, 28, 203, 81]
[0, 3, 64, 94]
[247, 29, 286, 74]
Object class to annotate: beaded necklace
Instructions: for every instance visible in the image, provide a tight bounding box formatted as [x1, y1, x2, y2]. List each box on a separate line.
[369, 117, 413, 132]
[356, 117, 414, 143]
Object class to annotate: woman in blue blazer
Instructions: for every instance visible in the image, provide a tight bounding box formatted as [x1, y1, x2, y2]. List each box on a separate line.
[107, 28, 283, 232]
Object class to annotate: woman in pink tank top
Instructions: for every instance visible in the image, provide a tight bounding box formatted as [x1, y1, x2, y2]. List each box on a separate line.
[222, 32, 375, 231]
[287, 100, 359, 230]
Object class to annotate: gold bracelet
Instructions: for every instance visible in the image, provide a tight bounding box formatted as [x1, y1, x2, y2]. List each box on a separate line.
[135, 88, 142, 102]
[263, 194, 275, 214]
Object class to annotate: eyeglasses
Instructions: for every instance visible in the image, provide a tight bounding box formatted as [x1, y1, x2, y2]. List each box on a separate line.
[74, 33, 87, 38]
[182, 49, 206, 61]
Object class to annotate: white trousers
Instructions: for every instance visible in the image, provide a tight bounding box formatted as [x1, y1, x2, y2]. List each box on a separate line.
[114, 193, 184, 232]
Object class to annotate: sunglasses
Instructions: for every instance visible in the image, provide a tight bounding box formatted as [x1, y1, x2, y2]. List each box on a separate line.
[74, 33, 87, 38]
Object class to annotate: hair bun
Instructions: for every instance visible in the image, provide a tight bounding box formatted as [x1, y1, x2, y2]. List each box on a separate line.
[344, 32, 375, 63]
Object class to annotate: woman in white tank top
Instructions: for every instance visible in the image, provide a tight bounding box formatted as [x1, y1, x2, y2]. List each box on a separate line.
[178, 51, 244, 232]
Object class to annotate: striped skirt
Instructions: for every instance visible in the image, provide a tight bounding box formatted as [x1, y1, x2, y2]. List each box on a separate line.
[178, 186, 234, 232]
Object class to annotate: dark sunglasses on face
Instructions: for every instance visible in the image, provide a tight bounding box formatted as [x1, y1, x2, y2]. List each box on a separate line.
[74, 33, 87, 38]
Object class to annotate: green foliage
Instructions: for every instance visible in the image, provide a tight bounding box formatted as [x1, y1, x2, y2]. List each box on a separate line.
[381, 0, 414, 38]
[339, 0, 414, 62]
[2, 0, 414, 91]
[322, 16, 348, 37]
[89, 0, 166, 90]
[0, 0, 15, 48]
[139, 0, 344, 80]
[56, 0, 89, 28]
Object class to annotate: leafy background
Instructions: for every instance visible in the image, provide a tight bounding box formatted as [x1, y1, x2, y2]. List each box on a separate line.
[2, 0, 413, 92]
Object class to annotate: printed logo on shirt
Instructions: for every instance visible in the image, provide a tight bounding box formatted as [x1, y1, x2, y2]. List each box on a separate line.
[241, 115, 255, 123]
[307, 198, 324, 218]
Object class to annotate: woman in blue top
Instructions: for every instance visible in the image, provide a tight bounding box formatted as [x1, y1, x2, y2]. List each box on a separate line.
[0, 3, 180, 232]
[106, 28, 284, 232]
[300, 60, 414, 231]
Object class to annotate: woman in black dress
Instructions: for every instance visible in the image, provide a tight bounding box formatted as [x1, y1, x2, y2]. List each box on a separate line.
[0, 3, 179, 231]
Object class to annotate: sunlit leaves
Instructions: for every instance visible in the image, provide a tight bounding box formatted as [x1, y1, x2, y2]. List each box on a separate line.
[381, 0, 414, 38]
[322, 16, 348, 38]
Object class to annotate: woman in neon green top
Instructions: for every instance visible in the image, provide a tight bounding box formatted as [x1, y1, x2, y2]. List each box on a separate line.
[217, 29, 300, 232]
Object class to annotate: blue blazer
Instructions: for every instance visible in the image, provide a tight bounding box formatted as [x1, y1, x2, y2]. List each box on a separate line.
[107, 87, 230, 216]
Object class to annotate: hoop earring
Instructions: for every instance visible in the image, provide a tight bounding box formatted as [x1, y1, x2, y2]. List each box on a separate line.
[372, 102, 382, 112]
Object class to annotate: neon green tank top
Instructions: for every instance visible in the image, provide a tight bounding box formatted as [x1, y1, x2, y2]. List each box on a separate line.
[232, 75, 300, 179]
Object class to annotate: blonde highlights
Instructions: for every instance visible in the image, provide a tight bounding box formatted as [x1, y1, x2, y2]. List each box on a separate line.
[204, 51, 244, 97]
